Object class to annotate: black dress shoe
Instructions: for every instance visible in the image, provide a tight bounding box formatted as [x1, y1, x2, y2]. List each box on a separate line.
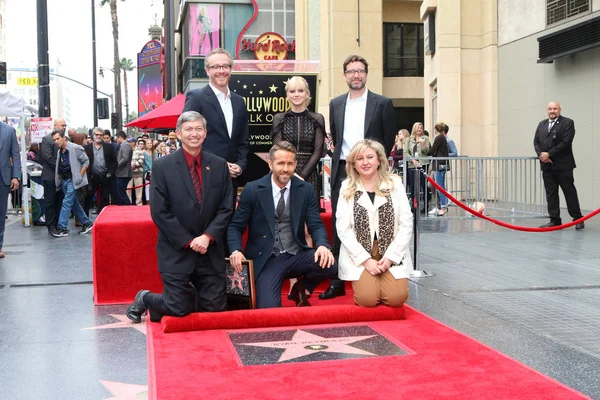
[575, 222, 585, 230]
[318, 285, 346, 300]
[290, 281, 310, 307]
[539, 221, 561, 228]
[126, 290, 150, 323]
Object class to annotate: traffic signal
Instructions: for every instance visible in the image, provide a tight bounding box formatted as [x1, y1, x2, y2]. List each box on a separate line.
[0, 62, 6, 85]
[111, 113, 119, 129]
[96, 98, 109, 119]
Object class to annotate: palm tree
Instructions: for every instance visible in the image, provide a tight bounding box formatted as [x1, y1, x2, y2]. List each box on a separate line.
[100, 0, 124, 131]
[119, 57, 134, 132]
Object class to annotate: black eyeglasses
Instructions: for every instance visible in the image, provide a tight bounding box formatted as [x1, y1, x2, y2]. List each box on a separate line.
[344, 69, 367, 76]
[206, 64, 232, 71]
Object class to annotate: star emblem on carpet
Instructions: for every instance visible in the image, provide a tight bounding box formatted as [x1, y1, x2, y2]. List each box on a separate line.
[83, 314, 146, 335]
[99, 380, 148, 399]
[229, 325, 407, 365]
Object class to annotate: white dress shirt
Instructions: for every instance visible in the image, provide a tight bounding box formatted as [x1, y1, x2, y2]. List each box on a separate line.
[341, 88, 369, 160]
[209, 83, 233, 137]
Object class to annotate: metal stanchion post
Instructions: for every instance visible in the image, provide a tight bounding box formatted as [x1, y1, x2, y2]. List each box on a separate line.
[410, 168, 434, 278]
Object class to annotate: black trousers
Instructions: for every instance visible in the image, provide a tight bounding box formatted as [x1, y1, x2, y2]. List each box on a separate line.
[256, 249, 338, 308]
[327, 161, 347, 290]
[144, 255, 227, 322]
[84, 175, 111, 216]
[42, 179, 63, 231]
[542, 169, 582, 224]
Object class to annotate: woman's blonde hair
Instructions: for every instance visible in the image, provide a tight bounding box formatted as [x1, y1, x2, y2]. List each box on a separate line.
[343, 139, 394, 199]
[396, 129, 409, 146]
[285, 76, 311, 107]
[410, 122, 424, 139]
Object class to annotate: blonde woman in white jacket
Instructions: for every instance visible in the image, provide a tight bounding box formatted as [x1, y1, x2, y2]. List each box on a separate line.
[336, 139, 413, 307]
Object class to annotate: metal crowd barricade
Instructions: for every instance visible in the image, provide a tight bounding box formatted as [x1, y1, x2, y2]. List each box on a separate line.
[400, 156, 548, 220]
[7, 188, 22, 215]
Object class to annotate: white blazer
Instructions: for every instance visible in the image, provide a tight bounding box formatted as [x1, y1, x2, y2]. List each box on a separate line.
[336, 175, 413, 281]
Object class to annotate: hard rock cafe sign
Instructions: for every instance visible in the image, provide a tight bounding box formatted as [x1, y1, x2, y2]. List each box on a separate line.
[240, 32, 296, 60]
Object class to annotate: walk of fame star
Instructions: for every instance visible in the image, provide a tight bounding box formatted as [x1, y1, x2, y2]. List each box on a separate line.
[99, 380, 147, 399]
[269, 84, 278, 93]
[230, 326, 407, 365]
[240, 329, 377, 362]
[228, 271, 245, 291]
[83, 314, 146, 335]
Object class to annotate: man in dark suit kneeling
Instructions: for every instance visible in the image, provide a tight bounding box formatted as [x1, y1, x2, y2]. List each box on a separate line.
[126, 111, 234, 323]
[228, 142, 337, 309]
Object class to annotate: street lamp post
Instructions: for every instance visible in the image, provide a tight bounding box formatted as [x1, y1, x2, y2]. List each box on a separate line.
[92, 0, 99, 127]
[36, 0, 51, 117]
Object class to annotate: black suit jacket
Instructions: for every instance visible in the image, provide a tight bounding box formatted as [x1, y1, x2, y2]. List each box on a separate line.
[329, 90, 396, 184]
[227, 174, 330, 278]
[533, 115, 576, 172]
[150, 149, 234, 275]
[84, 142, 117, 178]
[40, 133, 58, 181]
[182, 85, 250, 172]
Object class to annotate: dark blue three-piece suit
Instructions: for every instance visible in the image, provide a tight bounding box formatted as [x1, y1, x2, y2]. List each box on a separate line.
[228, 174, 337, 308]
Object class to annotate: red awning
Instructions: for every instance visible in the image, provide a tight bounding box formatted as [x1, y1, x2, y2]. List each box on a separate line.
[125, 93, 185, 130]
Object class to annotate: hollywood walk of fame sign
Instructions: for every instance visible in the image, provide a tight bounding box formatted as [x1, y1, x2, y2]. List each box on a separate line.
[230, 73, 319, 184]
[229, 325, 408, 365]
[225, 259, 256, 310]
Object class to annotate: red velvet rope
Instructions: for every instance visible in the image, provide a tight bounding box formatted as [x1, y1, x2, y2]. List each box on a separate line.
[423, 171, 598, 232]
[126, 182, 150, 190]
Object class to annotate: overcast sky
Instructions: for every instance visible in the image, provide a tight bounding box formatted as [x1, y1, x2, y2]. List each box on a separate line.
[5, 0, 164, 129]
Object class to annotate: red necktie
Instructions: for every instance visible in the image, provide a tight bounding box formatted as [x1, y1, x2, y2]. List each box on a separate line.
[190, 159, 202, 203]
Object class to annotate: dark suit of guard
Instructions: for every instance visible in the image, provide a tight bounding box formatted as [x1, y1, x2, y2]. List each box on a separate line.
[534, 114, 583, 226]
[141, 149, 233, 321]
[182, 85, 250, 197]
[227, 174, 337, 308]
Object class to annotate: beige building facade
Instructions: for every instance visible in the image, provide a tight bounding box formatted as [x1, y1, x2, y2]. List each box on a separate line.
[295, 0, 425, 131]
[498, 0, 600, 210]
[420, 0, 498, 158]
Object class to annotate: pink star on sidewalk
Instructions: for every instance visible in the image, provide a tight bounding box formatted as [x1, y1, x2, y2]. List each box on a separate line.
[228, 271, 245, 291]
[99, 380, 147, 399]
[240, 329, 377, 362]
[83, 314, 146, 335]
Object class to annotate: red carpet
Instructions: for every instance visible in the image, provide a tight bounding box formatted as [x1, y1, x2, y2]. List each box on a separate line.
[92, 205, 333, 304]
[146, 306, 590, 400]
[162, 304, 403, 332]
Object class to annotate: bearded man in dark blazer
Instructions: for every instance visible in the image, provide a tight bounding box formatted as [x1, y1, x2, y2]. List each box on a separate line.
[182, 47, 249, 203]
[534, 101, 584, 230]
[227, 142, 337, 309]
[322, 54, 396, 300]
[126, 111, 234, 323]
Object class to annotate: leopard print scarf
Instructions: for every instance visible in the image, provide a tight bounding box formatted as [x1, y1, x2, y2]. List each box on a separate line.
[353, 190, 395, 256]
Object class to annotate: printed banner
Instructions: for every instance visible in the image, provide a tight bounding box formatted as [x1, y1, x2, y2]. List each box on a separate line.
[189, 4, 221, 56]
[230, 73, 318, 183]
[30, 117, 53, 144]
[137, 40, 164, 117]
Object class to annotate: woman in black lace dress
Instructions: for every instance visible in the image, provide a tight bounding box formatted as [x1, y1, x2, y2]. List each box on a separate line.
[271, 76, 326, 197]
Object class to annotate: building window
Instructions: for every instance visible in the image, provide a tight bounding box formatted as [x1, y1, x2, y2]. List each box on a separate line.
[383, 23, 424, 78]
[547, 0, 589, 26]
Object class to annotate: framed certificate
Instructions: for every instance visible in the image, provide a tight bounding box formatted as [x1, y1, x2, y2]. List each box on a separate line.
[225, 259, 256, 310]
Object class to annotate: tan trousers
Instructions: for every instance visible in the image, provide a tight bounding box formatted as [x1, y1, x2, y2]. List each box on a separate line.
[352, 269, 409, 308]
[127, 172, 144, 205]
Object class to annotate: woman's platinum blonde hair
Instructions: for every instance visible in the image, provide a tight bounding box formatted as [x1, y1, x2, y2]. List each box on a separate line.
[285, 76, 311, 107]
